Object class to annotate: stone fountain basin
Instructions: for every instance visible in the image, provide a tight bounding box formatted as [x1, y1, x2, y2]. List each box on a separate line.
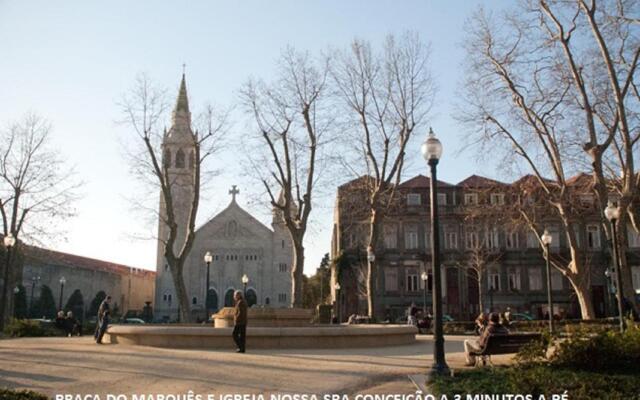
[212, 307, 315, 328]
[106, 324, 417, 349]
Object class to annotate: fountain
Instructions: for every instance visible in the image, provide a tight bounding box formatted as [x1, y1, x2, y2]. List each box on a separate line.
[106, 308, 417, 349]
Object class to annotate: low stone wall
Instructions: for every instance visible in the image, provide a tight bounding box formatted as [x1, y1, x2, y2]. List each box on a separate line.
[106, 324, 417, 349]
[212, 307, 314, 328]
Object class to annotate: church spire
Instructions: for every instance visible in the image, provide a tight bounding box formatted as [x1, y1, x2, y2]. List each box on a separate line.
[175, 72, 190, 114]
[169, 70, 192, 132]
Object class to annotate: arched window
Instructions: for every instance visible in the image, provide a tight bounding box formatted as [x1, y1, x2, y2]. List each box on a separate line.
[175, 149, 185, 168]
[192, 297, 197, 305]
[206, 288, 219, 312]
[224, 289, 235, 307]
[246, 288, 257, 307]
[164, 291, 172, 304]
[163, 149, 172, 169]
[265, 297, 270, 306]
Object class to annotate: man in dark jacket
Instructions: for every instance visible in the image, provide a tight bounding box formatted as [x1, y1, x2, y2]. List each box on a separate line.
[232, 291, 248, 353]
[94, 295, 111, 344]
[464, 312, 509, 366]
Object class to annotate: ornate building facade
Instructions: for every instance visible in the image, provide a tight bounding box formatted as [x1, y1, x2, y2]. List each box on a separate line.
[153, 75, 293, 321]
[331, 174, 640, 321]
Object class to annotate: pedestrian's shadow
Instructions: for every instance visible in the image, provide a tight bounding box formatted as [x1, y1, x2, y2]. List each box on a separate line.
[0, 368, 73, 383]
[0, 367, 73, 392]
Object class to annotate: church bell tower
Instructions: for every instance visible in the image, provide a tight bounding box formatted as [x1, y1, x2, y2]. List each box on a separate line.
[154, 73, 197, 320]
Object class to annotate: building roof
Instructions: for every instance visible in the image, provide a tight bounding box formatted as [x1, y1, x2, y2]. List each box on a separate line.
[457, 174, 507, 188]
[25, 246, 156, 278]
[511, 174, 554, 187]
[399, 174, 453, 189]
[337, 175, 376, 190]
[566, 172, 594, 189]
[195, 194, 275, 237]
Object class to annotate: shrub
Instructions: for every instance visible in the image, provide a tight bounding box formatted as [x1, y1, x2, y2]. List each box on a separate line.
[4, 318, 63, 337]
[514, 331, 552, 365]
[4, 319, 45, 337]
[443, 321, 475, 334]
[550, 324, 640, 372]
[64, 289, 85, 320]
[0, 389, 48, 400]
[30, 285, 57, 319]
[431, 365, 640, 399]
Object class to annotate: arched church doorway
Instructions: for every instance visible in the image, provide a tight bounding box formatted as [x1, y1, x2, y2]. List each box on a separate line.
[206, 288, 218, 312]
[246, 288, 257, 307]
[224, 289, 235, 307]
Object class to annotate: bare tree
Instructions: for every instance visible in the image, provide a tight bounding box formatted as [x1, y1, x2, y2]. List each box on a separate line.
[119, 73, 227, 322]
[240, 48, 332, 307]
[331, 32, 435, 318]
[455, 183, 507, 315]
[458, 2, 640, 318]
[455, 228, 503, 314]
[0, 113, 80, 328]
[518, 0, 640, 315]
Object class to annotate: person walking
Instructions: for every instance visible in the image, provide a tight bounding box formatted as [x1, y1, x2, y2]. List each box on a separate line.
[94, 295, 111, 344]
[232, 290, 248, 353]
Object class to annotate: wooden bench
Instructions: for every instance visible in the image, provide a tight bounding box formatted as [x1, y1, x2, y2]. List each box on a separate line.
[470, 333, 542, 366]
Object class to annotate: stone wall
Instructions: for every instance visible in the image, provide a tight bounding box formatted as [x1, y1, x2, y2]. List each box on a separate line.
[21, 246, 155, 319]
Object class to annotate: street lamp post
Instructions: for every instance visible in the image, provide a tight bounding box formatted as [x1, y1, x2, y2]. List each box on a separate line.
[204, 251, 213, 318]
[1, 233, 16, 329]
[334, 282, 341, 324]
[12, 286, 20, 318]
[541, 229, 554, 334]
[58, 276, 66, 311]
[421, 271, 429, 315]
[605, 201, 626, 332]
[604, 268, 615, 317]
[241, 274, 249, 298]
[421, 127, 449, 376]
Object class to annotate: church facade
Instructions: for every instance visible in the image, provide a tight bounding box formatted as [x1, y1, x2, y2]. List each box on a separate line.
[153, 75, 293, 321]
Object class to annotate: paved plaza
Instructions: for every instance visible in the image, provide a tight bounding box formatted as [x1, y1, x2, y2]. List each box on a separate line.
[0, 335, 514, 396]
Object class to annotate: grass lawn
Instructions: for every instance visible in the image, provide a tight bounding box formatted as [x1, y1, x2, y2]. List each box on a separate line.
[430, 365, 640, 400]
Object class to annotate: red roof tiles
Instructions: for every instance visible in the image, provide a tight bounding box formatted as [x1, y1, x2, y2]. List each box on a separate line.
[25, 246, 155, 277]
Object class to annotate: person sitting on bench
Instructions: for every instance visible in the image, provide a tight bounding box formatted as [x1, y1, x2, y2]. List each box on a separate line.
[464, 312, 509, 366]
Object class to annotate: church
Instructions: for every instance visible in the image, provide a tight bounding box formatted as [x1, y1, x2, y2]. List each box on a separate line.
[154, 75, 293, 321]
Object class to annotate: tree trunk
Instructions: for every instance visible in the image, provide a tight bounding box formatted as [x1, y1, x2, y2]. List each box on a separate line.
[560, 211, 597, 320]
[366, 208, 380, 319]
[566, 264, 596, 320]
[290, 234, 305, 308]
[171, 263, 192, 323]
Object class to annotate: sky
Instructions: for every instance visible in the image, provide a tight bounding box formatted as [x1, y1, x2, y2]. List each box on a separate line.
[0, 0, 512, 274]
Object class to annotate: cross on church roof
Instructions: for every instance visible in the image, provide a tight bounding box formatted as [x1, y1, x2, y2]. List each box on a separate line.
[182, 63, 186, 75]
[229, 185, 240, 202]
